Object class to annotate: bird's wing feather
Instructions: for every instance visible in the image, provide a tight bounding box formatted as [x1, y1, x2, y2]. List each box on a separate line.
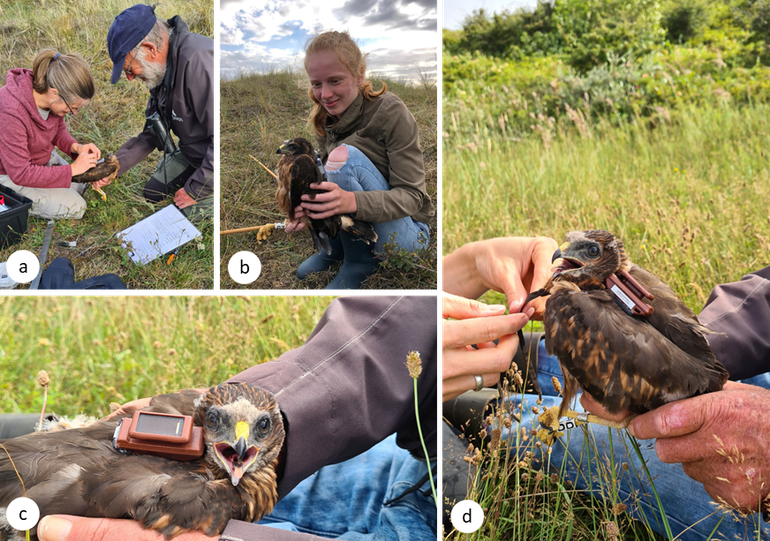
[289, 155, 323, 221]
[545, 288, 727, 414]
[81, 455, 240, 538]
[629, 265, 725, 372]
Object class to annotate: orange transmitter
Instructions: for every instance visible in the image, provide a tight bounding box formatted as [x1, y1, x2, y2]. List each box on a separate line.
[113, 411, 204, 461]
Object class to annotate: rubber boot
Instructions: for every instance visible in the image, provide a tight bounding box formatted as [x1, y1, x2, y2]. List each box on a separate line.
[297, 234, 343, 280]
[324, 231, 379, 289]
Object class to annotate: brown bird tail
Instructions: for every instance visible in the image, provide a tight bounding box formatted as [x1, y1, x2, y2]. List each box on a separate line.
[340, 216, 377, 245]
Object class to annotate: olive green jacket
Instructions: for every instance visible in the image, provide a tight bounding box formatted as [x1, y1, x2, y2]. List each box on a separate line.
[315, 92, 435, 224]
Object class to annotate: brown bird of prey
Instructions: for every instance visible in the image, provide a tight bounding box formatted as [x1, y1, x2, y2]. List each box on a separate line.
[276, 137, 377, 255]
[527, 230, 729, 423]
[71, 154, 120, 184]
[0, 382, 284, 540]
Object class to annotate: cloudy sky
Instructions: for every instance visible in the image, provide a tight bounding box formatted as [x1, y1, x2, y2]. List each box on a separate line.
[444, 0, 535, 29]
[219, 0, 438, 83]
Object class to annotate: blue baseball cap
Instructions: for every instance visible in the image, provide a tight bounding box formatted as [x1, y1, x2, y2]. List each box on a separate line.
[107, 4, 157, 84]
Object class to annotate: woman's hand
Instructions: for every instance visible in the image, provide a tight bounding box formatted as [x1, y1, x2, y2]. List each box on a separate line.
[72, 143, 101, 160]
[443, 292, 532, 402]
[299, 182, 357, 219]
[70, 151, 97, 177]
[285, 207, 306, 233]
[443, 236, 558, 317]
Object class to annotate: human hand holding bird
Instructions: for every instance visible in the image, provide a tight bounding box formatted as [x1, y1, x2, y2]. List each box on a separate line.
[0, 382, 284, 540]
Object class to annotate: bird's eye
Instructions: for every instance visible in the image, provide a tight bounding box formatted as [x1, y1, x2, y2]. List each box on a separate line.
[256, 417, 271, 436]
[206, 411, 218, 426]
[587, 245, 600, 258]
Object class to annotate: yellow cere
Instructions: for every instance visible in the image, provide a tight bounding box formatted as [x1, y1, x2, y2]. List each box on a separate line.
[235, 421, 250, 441]
[559, 241, 570, 251]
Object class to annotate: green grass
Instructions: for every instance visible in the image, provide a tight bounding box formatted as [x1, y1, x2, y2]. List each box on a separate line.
[219, 70, 437, 289]
[443, 102, 770, 309]
[0, 296, 336, 416]
[443, 82, 769, 540]
[0, 0, 213, 289]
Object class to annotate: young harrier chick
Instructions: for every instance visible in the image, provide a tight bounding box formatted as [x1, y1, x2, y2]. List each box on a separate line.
[0, 382, 284, 540]
[71, 154, 120, 184]
[276, 137, 377, 255]
[527, 229, 728, 422]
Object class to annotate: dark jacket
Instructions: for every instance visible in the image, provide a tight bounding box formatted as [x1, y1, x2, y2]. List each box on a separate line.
[700, 265, 770, 380]
[116, 16, 213, 200]
[221, 296, 437, 540]
[315, 92, 436, 225]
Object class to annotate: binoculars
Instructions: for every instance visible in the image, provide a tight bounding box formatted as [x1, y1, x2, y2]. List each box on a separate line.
[145, 111, 177, 155]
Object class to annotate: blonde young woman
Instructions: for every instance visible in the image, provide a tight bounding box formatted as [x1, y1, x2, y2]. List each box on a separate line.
[287, 31, 435, 289]
[0, 49, 100, 219]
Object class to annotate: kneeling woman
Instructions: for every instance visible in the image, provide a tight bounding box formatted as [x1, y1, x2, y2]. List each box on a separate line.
[0, 49, 100, 220]
[288, 31, 435, 289]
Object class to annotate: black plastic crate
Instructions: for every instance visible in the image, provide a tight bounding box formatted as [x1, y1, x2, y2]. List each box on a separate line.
[0, 184, 33, 249]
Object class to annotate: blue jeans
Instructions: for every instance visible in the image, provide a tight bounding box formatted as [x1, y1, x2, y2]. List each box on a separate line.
[326, 145, 429, 253]
[259, 435, 437, 540]
[500, 339, 769, 540]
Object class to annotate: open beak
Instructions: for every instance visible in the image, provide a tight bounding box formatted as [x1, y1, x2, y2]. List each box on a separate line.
[214, 422, 260, 486]
[551, 242, 584, 277]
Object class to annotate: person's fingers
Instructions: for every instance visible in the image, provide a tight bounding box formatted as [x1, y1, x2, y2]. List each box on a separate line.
[443, 372, 501, 401]
[443, 333, 519, 380]
[442, 293, 506, 320]
[502, 272, 527, 314]
[628, 396, 709, 442]
[102, 397, 152, 421]
[531, 237, 558, 291]
[579, 392, 631, 422]
[443, 314, 528, 349]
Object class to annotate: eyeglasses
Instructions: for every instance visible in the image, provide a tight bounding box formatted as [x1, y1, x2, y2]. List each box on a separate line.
[124, 51, 139, 77]
[57, 92, 80, 115]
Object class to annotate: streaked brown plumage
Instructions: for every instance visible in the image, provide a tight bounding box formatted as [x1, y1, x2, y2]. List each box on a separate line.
[527, 230, 729, 418]
[276, 137, 377, 254]
[0, 382, 284, 540]
[71, 154, 120, 184]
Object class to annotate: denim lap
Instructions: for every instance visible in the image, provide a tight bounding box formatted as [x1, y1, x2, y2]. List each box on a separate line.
[498, 339, 768, 541]
[325, 145, 429, 253]
[258, 435, 436, 540]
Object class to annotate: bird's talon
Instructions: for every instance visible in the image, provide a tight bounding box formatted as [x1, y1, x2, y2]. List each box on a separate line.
[256, 223, 275, 243]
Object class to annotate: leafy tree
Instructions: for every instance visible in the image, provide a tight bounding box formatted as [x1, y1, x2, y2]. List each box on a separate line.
[553, 0, 666, 71]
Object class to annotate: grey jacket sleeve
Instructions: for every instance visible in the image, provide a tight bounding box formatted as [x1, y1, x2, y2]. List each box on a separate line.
[226, 296, 437, 503]
[699, 266, 770, 380]
[115, 99, 156, 177]
[180, 46, 214, 200]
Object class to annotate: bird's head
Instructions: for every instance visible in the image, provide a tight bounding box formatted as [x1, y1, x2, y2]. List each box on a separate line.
[194, 382, 285, 487]
[550, 230, 630, 288]
[277, 137, 314, 157]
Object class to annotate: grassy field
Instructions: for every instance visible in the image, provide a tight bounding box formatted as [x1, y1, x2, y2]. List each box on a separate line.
[0, 296, 336, 415]
[219, 70, 437, 289]
[0, 0, 213, 289]
[443, 100, 770, 539]
[444, 103, 770, 310]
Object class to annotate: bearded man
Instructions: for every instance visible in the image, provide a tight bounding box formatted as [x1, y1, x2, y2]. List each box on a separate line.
[95, 4, 213, 222]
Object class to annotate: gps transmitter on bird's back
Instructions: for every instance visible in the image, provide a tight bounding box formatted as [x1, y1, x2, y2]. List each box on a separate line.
[113, 411, 204, 461]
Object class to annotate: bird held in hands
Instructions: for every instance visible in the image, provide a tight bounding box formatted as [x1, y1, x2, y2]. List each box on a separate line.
[276, 137, 377, 255]
[526, 229, 729, 421]
[0, 382, 284, 540]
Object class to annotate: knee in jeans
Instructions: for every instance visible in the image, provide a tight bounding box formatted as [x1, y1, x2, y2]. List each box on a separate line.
[326, 145, 349, 172]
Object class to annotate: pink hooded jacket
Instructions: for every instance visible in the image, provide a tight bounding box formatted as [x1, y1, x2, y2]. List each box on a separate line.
[0, 69, 77, 188]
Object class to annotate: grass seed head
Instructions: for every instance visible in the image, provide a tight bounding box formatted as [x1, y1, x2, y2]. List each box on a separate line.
[37, 370, 50, 387]
[405, 350, 422, 378]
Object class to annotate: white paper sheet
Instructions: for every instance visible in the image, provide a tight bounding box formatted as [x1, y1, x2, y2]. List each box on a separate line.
[118, 205, 201, 265]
